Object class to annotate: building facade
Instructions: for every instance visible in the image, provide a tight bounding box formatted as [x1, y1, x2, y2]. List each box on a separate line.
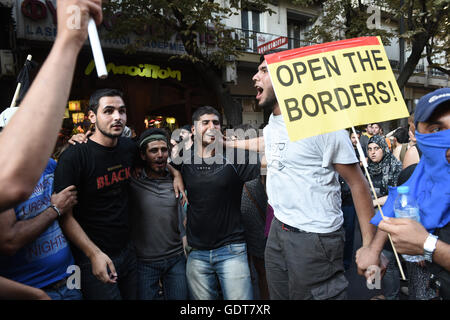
[1, 0, 448, 136]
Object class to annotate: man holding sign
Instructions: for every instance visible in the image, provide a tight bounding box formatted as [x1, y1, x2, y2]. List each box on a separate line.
[229, 37, 410, 299]
[252, 54, 378, 300]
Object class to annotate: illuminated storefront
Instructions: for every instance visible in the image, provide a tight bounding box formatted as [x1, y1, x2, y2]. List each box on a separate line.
[11, 0, 219, 137]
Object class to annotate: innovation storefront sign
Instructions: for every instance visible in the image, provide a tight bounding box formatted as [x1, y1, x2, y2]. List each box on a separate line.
[84, 60, 182, 81]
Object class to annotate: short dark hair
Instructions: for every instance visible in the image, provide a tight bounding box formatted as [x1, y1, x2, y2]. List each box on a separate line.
[192, 106, 221, 124]
[181, 124, 192, 132]
[259, 55, 265, 65]
[393, 127, 409, 144]
[259, 50, 278, 64]
[138, 128, 168, 154]
[426, 101, 450, 123]
[88, 88, 124, 114]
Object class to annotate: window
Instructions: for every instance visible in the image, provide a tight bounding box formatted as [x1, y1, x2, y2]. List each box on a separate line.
[287, 10, 314, 49]
[241, 9, 261, 52]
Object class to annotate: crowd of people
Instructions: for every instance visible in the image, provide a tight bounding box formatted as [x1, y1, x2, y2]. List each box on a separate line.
[0, 0, 448, 301]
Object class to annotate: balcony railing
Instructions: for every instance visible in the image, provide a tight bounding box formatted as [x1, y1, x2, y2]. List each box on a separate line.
[429, 68, 448, 77]
[234, 29, 315, 54]
[389, 59, 448, 79]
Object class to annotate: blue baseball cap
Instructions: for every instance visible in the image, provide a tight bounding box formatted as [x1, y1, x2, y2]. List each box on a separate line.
[414, 87, 450, 126]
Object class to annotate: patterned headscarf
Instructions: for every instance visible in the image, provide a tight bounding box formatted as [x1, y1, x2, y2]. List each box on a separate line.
[367, 135, 402, 194]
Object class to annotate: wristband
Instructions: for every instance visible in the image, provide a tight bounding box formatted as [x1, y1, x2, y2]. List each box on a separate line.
[49, 204, 61, 218]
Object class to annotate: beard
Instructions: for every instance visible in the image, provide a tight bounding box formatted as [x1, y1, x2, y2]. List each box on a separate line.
[258, 89, 277, 113]
[96, 122, 123, 139]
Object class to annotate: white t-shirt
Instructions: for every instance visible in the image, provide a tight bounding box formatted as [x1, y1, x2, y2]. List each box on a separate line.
[263, 113, 358, 233]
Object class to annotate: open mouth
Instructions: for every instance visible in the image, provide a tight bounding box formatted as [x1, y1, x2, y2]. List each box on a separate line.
[153, 160, 166, 168]
[255, 86, 263, 100]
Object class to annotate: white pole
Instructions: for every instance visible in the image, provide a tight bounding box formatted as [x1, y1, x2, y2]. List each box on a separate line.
[9, 83, 21, 108]
[351, 126, 406, 280]
[88, 18, 108, 79]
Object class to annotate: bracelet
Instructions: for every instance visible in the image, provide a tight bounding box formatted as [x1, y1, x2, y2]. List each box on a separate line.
[49, 204, 61, 218]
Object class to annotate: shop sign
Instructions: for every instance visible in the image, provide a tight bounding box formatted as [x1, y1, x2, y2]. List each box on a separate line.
[13, 0, 188, 55]
[257, 34, 288, 54]
[257, 36, 288, 54]
[84, 60, 182, 81]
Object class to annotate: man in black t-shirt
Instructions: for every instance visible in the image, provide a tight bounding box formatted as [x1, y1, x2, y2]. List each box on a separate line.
[177, 106, 259, 300]
[54, 89, 138, 300]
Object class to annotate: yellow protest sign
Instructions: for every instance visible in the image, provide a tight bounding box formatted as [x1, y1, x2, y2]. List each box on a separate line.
[265, 37, 409, 141]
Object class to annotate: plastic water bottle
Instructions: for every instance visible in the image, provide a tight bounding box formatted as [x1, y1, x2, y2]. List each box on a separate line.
[393, 186, 424, 262]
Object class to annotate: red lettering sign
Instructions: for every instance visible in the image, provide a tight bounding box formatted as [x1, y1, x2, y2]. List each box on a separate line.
[257, 36, 288, 54]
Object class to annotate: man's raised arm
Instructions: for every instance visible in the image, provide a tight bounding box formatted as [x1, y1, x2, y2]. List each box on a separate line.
[225, 136, 265, 152]
[0, 0, 102, 211]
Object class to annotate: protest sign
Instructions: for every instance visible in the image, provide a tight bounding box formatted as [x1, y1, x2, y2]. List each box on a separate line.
[265, 37, 409, 141]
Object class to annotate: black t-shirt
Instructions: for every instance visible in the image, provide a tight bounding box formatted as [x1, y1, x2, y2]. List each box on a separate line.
[176, 150, 260, 250]
[53, 137, 138, 261]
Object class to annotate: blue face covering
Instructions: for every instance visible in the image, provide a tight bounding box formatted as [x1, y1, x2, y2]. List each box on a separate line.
[371, 128, 450, 233]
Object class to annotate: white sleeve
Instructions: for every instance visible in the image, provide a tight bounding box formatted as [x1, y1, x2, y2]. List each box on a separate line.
[318, 130, 358, 168]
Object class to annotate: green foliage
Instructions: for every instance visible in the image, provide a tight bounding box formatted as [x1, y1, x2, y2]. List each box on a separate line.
[288, 0, 450, 79]
[289, 0, 394, 43]
[104, 0, 275, 69]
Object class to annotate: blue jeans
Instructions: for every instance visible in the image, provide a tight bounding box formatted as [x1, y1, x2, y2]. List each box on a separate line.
[186, 243, 253, 300]
[137, 252, 188, 300]
[45, 284, 83, 300]
[78, 243, 138, 300]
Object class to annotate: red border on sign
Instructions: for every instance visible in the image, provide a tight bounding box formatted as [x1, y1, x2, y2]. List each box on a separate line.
[265, 37, 381, 64]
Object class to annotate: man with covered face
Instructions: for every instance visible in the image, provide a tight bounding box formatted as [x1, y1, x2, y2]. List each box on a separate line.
[359, 87, 450, 300]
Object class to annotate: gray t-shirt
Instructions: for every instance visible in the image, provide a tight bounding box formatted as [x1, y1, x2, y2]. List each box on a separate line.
[263, 113, 358, 233]
[129, 170, 185, 261]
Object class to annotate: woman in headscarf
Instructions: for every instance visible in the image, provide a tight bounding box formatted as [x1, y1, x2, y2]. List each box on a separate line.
[367, 134, 403, 300]
[367, 135, 403, 208]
